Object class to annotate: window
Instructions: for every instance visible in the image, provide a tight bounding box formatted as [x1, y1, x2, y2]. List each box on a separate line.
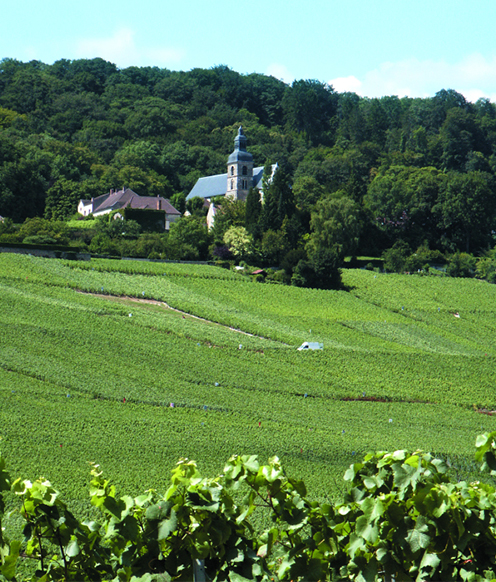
[230, 166, 234, 176]
[231, 179, 234, 189]
[242, 166, 247, 175]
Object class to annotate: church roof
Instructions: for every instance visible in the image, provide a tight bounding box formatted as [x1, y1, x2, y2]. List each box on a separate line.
[187, 172, 227, 200]
[186, 166, 266, 200]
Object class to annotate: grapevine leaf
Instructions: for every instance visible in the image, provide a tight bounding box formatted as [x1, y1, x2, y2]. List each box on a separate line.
[355, 515, 379, 544]
[66, 539, 80, 557]
[0, 540, 21, 579]
[361, 497, 385, 521]
[145, 504, 162, 521]
[241, 456, 259, 473]
[406, 516, 430, 553]
[420, 551, 440, 574]
[157, 510, 178, 541]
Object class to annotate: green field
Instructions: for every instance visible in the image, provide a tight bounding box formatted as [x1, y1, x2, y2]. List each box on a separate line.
[1, 253, 496, 516]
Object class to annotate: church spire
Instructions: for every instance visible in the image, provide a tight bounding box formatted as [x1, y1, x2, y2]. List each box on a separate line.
[233, 126, 247, 152]
[227, 126, 254, 201]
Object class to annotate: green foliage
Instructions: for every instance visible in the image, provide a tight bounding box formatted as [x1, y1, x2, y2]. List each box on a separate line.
[307, 195, 362, 262]
[123, 208, 167, 233]
[211, 197, 246, 242]
[292, 247, 342, 290]
[434, 171, 496, 253]
[4, 435, 496, 580]
[260, 229, 290, 265]
[446, 251, 476, 278]
[2, 58, 496, 259]
[167, 216, 212, 260]
[382, 240, 411, 273]
[223, 225, 253, 260]
[185, 196, 205, 217]
[476, 254, 496, 283]
[244, 187, 262, 235]
[4, 256, 496, 578]
[18, 217, 70, 244]
[404, 244, 446, 272]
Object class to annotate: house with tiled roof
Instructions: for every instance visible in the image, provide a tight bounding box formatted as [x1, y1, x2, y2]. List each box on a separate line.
[186, 126, 276, 228]
[78, 188, 181, 230]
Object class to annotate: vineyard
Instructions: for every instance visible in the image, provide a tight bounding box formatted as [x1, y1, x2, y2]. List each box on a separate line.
[1, 253, 496, 522]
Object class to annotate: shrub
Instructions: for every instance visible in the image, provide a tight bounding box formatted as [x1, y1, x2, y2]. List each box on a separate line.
[382, 240, 411, 273]
[446, 252, 476, 278]
[476, 256, 496, 283]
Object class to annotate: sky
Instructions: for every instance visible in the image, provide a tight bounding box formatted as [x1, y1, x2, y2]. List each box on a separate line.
[2, 0, 496, 102]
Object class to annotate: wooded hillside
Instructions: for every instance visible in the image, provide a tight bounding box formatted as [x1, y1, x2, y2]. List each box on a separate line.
[1, 57, 496, 265]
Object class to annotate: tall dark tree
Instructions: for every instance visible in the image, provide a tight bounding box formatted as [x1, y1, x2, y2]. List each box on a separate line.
[245, 187, 262, 235]
[260, 160, 279, 232]
[274, 164, 295, 226]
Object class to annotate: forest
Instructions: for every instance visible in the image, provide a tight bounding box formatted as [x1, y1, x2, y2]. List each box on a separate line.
[1, 57, 496, 287]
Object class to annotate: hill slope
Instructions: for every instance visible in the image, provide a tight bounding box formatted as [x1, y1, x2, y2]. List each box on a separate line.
[1, 254, 495, 508]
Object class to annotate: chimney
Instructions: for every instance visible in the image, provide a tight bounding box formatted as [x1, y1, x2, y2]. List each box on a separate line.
[157, 197, 161, 210]
[110, 188, 114, 195]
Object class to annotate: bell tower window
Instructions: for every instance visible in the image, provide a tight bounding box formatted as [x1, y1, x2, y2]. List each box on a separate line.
[242, 166, 247, 175]
[230, 166, 234, 176]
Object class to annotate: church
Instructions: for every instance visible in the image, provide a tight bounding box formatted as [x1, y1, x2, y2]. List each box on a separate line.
[186, 126, 276, 227]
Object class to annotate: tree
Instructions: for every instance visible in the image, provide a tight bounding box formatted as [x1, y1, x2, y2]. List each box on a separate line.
[0, 157, 48, 222]
[282, 80, 337, 145]
[382, 240, 411, 273]
[446, 251, 476, 277]
[124, 97, 182, 139]
[434, 171, 496, 253]
[210, 197, 246, 241]
[273, 164, 295, 225]
[18, 217, 69, 244]
[439, 108, 481, 171]
[166, 215, 212, 260]
[244, 187, 262, 235]
[306, 195, 362, 261]
[260, 229, 290, 265]
[112, 141, 163, 173]
[292, 246, 342, 289]
[44, 179, 80, 220]
[170, 192, 186, 214]
[223, 225, 253, 261]
[292, 175, 326, 212]
[260, 160, 279, 232]
[365, 165, 446, 248]
[185, 196, 206, 216]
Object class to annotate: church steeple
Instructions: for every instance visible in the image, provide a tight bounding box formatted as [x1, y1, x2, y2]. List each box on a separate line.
[226, 126, 253, 201]
[233, 126, 247, 152]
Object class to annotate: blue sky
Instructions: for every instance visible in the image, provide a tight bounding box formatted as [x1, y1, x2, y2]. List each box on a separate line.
[2, 0, 496, 101]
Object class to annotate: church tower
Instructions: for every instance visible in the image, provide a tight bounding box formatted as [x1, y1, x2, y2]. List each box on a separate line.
[226, 126, 253, 201]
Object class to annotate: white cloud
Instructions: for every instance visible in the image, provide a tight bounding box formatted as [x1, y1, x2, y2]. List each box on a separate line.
[266, 63, 294, 85]
[75, 28, 184, 68]
[329, 75, 362, 94]
[329, 54, 496, 102]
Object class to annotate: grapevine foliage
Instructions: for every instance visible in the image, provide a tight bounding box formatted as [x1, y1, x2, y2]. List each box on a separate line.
[2, 435, 496, 581]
